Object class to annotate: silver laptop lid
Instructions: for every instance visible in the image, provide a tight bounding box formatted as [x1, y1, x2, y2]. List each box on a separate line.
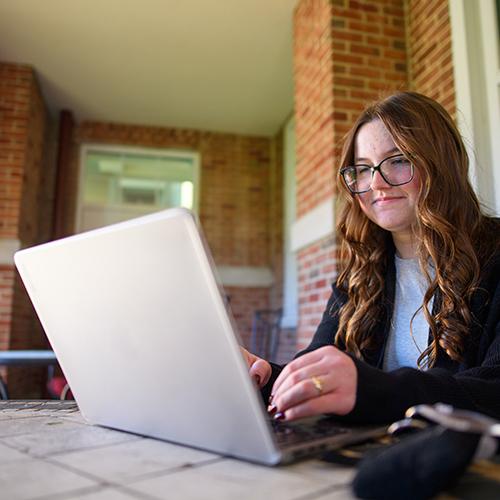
[15, 208, 281, 464]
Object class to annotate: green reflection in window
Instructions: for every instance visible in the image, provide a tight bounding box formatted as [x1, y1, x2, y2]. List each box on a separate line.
[79, 147, 199, 231]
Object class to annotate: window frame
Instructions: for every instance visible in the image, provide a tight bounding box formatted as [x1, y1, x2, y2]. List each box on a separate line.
[76, 144, 200, 233]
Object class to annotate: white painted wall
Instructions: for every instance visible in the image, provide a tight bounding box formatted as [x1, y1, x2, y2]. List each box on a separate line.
[449, 0, 500, 216]
[0, 239, 20, 265]
[478, 0, 500, 216]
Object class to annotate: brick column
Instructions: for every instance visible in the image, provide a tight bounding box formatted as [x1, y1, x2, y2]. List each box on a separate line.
[293, 0, 408, 348]
[0, 63, 32, 352]
[0, 62, 52, 396]
[408, 0, 456, 115]
[293, 0, 336, 348]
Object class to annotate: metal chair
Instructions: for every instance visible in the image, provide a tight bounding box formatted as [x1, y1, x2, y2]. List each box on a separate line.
[250, 308, 283, 362]
[0, 350, 58, 399]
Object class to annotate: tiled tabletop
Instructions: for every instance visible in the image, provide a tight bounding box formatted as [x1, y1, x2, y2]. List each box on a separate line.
[0, 401, 356, 500]
[2, 401, 500, 500]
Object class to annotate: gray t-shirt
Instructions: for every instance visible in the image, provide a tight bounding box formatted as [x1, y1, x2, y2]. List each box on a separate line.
[383, 255, 434, 371]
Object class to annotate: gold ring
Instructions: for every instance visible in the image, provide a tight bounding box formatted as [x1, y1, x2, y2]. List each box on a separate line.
[311, 376, 323, 395]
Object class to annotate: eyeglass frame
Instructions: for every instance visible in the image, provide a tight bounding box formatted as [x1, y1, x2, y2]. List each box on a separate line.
[340, 153, 415, 194]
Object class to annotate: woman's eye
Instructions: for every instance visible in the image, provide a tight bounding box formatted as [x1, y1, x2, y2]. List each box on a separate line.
[346, 169, 357, 181]
[357, 166, 371, 175]
[391, 157, 410, 166]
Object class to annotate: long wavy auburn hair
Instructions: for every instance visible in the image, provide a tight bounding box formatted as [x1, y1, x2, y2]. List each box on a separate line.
[334, 91, 499, 368]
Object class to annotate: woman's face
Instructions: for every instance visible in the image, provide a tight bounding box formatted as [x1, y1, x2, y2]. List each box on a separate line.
[354, 119, 422, 240]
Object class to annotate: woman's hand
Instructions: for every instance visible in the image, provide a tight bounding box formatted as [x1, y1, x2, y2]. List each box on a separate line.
[241, 347, 272, 388]
[269, 346, 357, 421]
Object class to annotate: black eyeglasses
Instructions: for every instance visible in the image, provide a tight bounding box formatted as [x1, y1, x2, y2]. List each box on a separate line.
[340, 154, 414, 194]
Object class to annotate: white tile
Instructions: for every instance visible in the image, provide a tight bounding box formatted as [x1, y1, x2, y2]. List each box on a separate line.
[67, 488, 143, 500]
[59, 413, 87, 425]
[0, 415, 84, 438]
[0, 458, 96, 500]
[51, 437, 217, 483]
[127, 458, 356, 500]
[0, 413, 13, 421]
[3, 422, 139, 457]
[46, 485, 145, 500]
[312, 485, 357, 499]
[0, 441, 30, 465]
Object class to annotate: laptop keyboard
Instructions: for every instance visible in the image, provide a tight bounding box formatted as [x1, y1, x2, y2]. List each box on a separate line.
[271, 416, 350, 447]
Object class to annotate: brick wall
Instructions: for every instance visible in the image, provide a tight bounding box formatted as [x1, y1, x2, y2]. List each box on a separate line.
[407, 0, 456, 116]
[10, 75, 52, 362]
[293, 0, 336, 348]
[0, 63, 21, 371]
[71, 123, 271, 267]
[56, 121, 279, 349]
[225, 286, 271, 347]
[297, 234, 338, 349]
[0, 62, 52, 396]
[294, 0, 336, 219]
[0, 63, 31, 239]
[0, 265, 14, 391]
[330, 0, 408, 142]
[0, 266, 14, 351]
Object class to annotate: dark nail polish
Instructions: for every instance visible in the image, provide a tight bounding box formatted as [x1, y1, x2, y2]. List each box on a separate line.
[273, 411, 285, 421]
[267, 404, 277, 415]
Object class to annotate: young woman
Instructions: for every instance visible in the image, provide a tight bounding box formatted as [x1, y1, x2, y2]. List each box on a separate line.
[244, 91, 500, 424]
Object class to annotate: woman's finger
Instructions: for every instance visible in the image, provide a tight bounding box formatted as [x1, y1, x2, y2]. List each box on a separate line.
[272, 370, 332, 414]
[280, 392, 350, 421]
[269, 346, 357, 419]
[240, 347, 271, 387]
[240, 347, 255, 368]
[271, 360, 327, 401]
[249, 358, 272, 387]
[272, 349, 326, 395]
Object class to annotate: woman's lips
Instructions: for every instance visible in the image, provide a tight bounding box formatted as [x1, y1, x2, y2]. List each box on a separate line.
[372, 196, 405, 205]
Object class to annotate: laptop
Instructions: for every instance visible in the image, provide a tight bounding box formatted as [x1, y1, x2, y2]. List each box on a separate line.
[14, 208, 387, 465]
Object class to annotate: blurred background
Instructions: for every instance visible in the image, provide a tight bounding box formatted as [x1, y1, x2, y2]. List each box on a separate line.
[0, 0, 499, 397]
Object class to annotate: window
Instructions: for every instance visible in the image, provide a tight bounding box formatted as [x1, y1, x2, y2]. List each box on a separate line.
[77, 145, 200, 232]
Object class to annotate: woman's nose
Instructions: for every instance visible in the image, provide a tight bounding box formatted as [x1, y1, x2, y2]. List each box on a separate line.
[370, 170, 391, 190]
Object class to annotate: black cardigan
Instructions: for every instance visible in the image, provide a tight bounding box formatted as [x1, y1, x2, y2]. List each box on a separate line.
[265, 250, 500, 424]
